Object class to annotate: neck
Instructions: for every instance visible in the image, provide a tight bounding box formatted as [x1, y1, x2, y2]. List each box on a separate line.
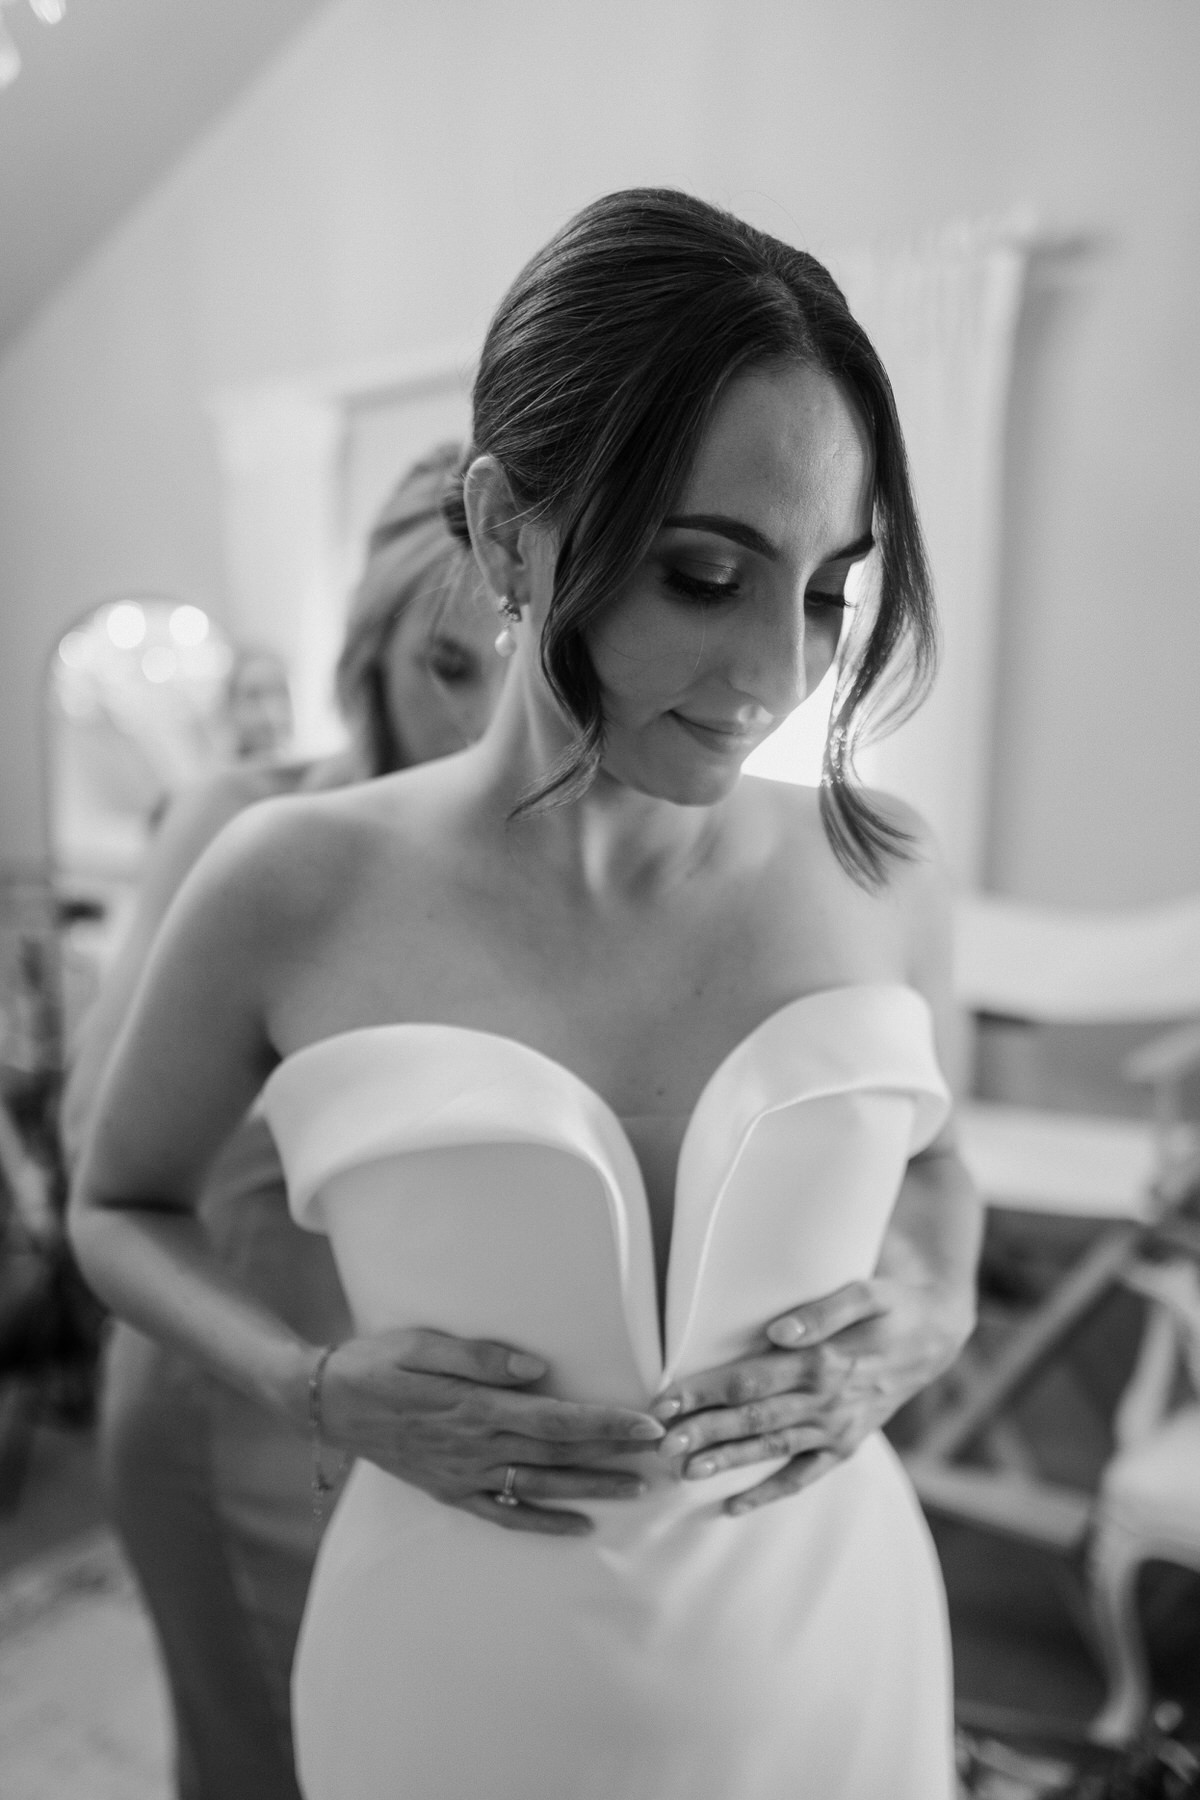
[461, 666, 737, 901]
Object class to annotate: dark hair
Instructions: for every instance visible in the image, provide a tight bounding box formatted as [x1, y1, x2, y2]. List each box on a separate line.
[337, 442, 482, 775]
[443, 187, 936, 887]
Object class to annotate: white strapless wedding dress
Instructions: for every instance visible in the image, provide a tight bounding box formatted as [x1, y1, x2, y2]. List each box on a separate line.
[262, 983, 956, 1800]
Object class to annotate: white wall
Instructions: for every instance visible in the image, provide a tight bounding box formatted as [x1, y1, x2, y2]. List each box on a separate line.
[1, 0, 1197, 903]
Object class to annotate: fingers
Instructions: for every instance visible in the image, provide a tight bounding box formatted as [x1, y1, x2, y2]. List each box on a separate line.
[378, 1327, 548, 1385]
[661, 1391, 842, 1477]
[684, 1424, 832, 1480]
[725, 1449, 844, 1516]
[456, 1459, 649, 1536]
[485, 1463, 648, 1504]
[495, 1388, 665, 1446]
[457, 1493, 594, 1537]
[764, 1280, 884, 1349]
[369, 1332, 666, 1444]
[489, 1431, 652, 1468]
[653, 1347, 829, 1423]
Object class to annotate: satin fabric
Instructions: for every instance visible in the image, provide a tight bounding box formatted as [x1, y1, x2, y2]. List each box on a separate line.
[263, 984, 956, 1800]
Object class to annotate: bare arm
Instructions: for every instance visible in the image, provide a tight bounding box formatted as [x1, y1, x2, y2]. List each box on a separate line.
[859, 804, 982, 1361]
[68, 801, 315, 1412]
[60, 769, 272, 1165]
[67, 802, 664, 1534]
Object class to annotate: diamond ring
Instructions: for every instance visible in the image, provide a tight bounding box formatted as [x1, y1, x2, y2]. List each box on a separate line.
[494, 1464, 521, 1508]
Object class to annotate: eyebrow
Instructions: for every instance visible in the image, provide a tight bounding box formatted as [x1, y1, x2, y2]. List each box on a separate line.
[661, 514, 875, 565]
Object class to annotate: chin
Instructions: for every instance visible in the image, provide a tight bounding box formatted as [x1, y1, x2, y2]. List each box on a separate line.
[612, 753, 744, 809]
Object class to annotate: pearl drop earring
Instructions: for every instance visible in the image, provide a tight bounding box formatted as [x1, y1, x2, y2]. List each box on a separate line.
[494, 596, 521, 658]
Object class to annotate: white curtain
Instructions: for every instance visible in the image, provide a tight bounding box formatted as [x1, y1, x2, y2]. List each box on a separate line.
[746, 215, 1033, 887]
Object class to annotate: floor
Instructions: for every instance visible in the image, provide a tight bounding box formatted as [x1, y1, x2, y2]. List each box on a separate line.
[1, 1392, 1198, 1799]
[0, 1527, 171, 1800]
[0, 1408, 171, 1800]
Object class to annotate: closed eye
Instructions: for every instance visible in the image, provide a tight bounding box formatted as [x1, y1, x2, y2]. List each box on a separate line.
[427, 641, 481, 683]
[662, 570, 740, 606]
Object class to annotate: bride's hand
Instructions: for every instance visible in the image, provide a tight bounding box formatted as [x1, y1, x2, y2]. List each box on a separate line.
[313, 1327, 665, 1536]
[649, 1274, 974, 1515]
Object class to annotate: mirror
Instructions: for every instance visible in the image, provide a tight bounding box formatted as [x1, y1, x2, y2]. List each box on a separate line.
[44, 597, 250, 1021]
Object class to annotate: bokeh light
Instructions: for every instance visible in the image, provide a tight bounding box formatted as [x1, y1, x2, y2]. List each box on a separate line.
[141, 646, 178, 684]
[105, 602, 147, 650]
[169, 605, 210, 647]
[57, 632, 90, 670]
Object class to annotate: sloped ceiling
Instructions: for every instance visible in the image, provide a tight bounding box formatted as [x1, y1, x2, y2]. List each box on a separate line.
[0, 0, 333, 355]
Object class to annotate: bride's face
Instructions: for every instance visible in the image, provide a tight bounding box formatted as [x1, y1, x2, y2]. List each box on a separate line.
[586, 362, 875, 807]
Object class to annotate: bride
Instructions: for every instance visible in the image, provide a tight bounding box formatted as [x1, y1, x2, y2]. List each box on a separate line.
[70, 188, 981, 1799]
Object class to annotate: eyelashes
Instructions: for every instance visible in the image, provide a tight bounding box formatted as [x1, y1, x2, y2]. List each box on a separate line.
[661, 570, 852, 612]
[662, 570, 740, 605]
[427, 647, 481, 684]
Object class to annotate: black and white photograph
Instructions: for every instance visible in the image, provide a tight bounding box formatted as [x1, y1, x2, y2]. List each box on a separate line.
[0, 4, 1198, 1796]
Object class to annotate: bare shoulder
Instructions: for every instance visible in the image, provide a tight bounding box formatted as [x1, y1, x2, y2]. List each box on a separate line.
[190, 765, 453, 950]
[860, 788, 951, 953]
[190, 780, 389, 936]
[750, 776, 951, 972]
[744, 774, 827, 847]
[750, 776, 941, 886]
[855, 789, 961, 1082]
[149, 760, 314, 868]
[153, 764, 272, 858]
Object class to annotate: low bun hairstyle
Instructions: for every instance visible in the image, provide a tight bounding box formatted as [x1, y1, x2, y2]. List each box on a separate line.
[444, 186, 936, 888]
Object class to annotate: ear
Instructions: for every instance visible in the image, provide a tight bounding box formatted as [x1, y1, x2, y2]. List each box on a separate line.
[461, 455, 539, 610]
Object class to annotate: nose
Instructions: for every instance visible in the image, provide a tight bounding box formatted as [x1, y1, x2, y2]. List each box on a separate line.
[724, 584, 810, 721]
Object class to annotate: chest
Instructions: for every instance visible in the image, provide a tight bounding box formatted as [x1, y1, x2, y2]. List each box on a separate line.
[264, 987, 944, 1390]
[278, 829, 908, 1126]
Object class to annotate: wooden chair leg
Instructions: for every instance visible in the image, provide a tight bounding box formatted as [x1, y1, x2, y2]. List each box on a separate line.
[1087, 1517, 1151, 1745]
[918, 1225, 1140, 1463]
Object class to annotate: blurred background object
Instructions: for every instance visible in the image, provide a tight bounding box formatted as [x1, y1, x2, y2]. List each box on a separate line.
[46, 597, 238, 1007]
[221, 644, 293, 763]
[902, 892, 1200, 1745]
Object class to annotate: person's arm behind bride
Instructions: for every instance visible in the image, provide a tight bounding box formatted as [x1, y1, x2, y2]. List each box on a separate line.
[66, 786, 669, 1536]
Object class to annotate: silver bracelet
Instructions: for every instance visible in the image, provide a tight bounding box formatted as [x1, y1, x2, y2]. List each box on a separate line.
[307, 1343, 346, 1524]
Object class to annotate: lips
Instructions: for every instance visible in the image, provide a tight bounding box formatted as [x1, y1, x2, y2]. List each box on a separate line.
[671, 712, 762, 753]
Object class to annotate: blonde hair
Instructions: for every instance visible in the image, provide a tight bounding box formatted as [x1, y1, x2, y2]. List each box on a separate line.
[335, 442, 483, 774]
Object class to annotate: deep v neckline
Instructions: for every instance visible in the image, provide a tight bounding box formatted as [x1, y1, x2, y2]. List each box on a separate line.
[269, 981, 926, 1170]
[263, 983, 938, 1374]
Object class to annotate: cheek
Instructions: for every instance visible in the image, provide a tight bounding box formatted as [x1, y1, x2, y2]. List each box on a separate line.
[381, 654, 418, 724]
[380, 653, 441, 757]
[590, 599, 711, 706]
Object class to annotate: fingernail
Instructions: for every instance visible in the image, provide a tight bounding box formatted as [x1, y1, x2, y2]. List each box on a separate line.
[652, 1395, 682, 1421]
[664, 1431, 692, 1456]
[630, 1418, 666, 1440]
[770, 1319, 806, 1346]
[688, 1456, 717, 1479]
[506, 1352, 544, 1378]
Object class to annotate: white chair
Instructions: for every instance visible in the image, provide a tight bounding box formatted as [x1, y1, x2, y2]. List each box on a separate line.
[954, 892, 1200, 1225]
[1088, 1256, 1200, 1743]
[905, 889, 1200, 1739]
